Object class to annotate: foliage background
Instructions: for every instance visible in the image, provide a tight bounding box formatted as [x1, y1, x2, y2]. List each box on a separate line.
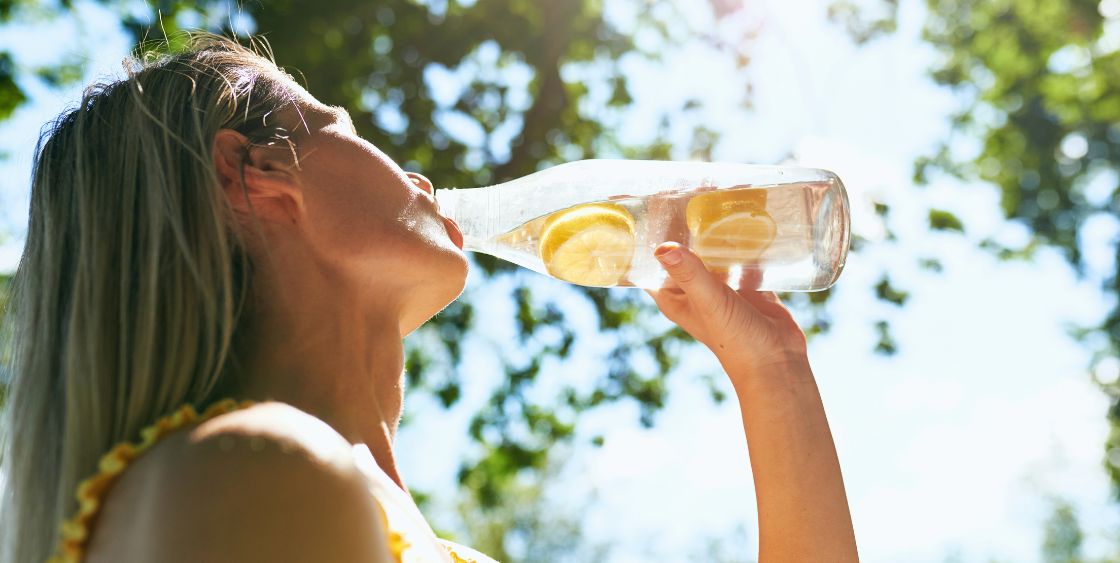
[1, 0, 1117, 560]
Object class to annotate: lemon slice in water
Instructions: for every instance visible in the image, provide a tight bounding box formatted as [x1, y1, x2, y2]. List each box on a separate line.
[686, 189, 776, 269]
[685, 188, 769, 233]
[539, 202, 636, 286]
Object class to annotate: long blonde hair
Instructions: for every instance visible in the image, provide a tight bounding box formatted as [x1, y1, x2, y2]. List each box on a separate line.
[0, 35, 301, 563]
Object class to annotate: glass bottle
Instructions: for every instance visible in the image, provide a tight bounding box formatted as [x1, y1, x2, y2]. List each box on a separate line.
[435, 159, 850, 291]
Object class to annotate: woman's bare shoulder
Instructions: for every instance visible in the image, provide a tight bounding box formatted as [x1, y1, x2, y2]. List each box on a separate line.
[86, 401, 391, 563]
[186, 401, 355, 465]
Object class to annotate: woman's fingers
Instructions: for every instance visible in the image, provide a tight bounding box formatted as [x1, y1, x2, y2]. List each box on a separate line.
[653, 242, 726, 313]
[737, 266, 763, 291]
[646, 245, 807, 373]
[735, 266, 782, 310]
[645, 276, 684, 309]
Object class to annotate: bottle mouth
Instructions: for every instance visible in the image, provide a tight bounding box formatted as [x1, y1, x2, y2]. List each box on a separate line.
[433, 187, 456, 212]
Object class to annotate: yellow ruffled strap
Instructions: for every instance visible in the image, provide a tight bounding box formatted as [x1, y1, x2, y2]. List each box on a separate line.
[445, 547, 478, 563]
[47, 398, 255, 563]
[371, 501, 410, 563]
[438, 539, 489, 563]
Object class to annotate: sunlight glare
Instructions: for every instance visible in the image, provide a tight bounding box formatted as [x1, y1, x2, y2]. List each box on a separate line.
[726, 263, 743, 291]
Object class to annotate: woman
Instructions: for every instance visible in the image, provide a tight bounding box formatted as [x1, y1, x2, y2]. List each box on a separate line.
[0, 36, 857, 562]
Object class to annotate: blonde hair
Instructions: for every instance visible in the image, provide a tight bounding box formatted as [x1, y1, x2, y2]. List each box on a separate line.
[0, 34, 302, 563]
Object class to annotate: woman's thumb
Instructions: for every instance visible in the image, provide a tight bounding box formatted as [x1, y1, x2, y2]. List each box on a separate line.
[654, 242, 724, 308]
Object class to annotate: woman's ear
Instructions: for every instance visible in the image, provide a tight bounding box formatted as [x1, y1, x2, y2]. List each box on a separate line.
[212, 129, 304, 226]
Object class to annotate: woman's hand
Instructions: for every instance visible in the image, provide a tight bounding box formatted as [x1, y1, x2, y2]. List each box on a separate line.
[644, 242, 808, 379]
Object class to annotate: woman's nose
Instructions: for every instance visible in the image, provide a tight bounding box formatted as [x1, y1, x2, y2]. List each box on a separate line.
[407, 172, 434, 195]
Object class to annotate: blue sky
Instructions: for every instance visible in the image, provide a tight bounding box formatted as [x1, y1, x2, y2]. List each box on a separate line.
[1, 1, 1117, 561]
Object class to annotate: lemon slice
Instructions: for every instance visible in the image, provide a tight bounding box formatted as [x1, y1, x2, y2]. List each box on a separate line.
[685, 188, 768, 232]
[686, 189, 775, 269]
[539, 202, 636, 286]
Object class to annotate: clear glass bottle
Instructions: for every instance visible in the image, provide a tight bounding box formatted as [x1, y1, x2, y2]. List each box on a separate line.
[435, 159, 850, 291]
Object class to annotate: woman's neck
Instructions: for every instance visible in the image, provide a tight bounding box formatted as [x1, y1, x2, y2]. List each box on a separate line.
[231, 265, 409, 489]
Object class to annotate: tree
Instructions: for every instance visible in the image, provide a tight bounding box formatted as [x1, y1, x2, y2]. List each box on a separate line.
[834, 0, 1120, 494]
[915, 0, 1120, 493]
[447, 448, 612, 562]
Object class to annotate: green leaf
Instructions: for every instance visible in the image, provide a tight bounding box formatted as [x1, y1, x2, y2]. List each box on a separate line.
[0, 52, 27, 121]
[873, 320, 898, 356]
[827, 0, 899, 45]
[918, 257, 944, 273]
[928, 209, 965, 232]
[34, 59, 84, 88]
[435, 382, 461, 408]
[874, 276, 909, 306]
[607, 75, 632, 106]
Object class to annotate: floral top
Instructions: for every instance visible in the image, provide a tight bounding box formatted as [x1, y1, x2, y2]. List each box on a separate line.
[49, 398, 498, 563]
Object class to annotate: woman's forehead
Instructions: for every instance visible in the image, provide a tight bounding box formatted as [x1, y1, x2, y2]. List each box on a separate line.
[261, 73, 356, 136]
[278, 94, 345, 134]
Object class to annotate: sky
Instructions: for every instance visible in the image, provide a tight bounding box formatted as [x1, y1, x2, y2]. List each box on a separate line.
[0, 1, 1117, 562]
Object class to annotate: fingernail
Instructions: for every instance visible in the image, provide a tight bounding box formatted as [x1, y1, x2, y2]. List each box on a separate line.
[655, 246, 682, 266]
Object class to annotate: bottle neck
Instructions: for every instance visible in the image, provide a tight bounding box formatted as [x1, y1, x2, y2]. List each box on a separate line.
[434, 186, 498, 252]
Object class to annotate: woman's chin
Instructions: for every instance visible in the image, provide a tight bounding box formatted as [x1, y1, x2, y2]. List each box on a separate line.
[442, 255, 469, 303]
[448, 244, 471, 288]
[400, 259, 469, 336]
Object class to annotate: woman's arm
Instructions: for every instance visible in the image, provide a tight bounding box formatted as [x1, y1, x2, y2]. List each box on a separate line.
[725, 356, 857, 561]
[646, 243, 858, 562]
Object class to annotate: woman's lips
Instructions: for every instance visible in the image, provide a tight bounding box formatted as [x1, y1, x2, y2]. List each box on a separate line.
[442, 215, 464, 250]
